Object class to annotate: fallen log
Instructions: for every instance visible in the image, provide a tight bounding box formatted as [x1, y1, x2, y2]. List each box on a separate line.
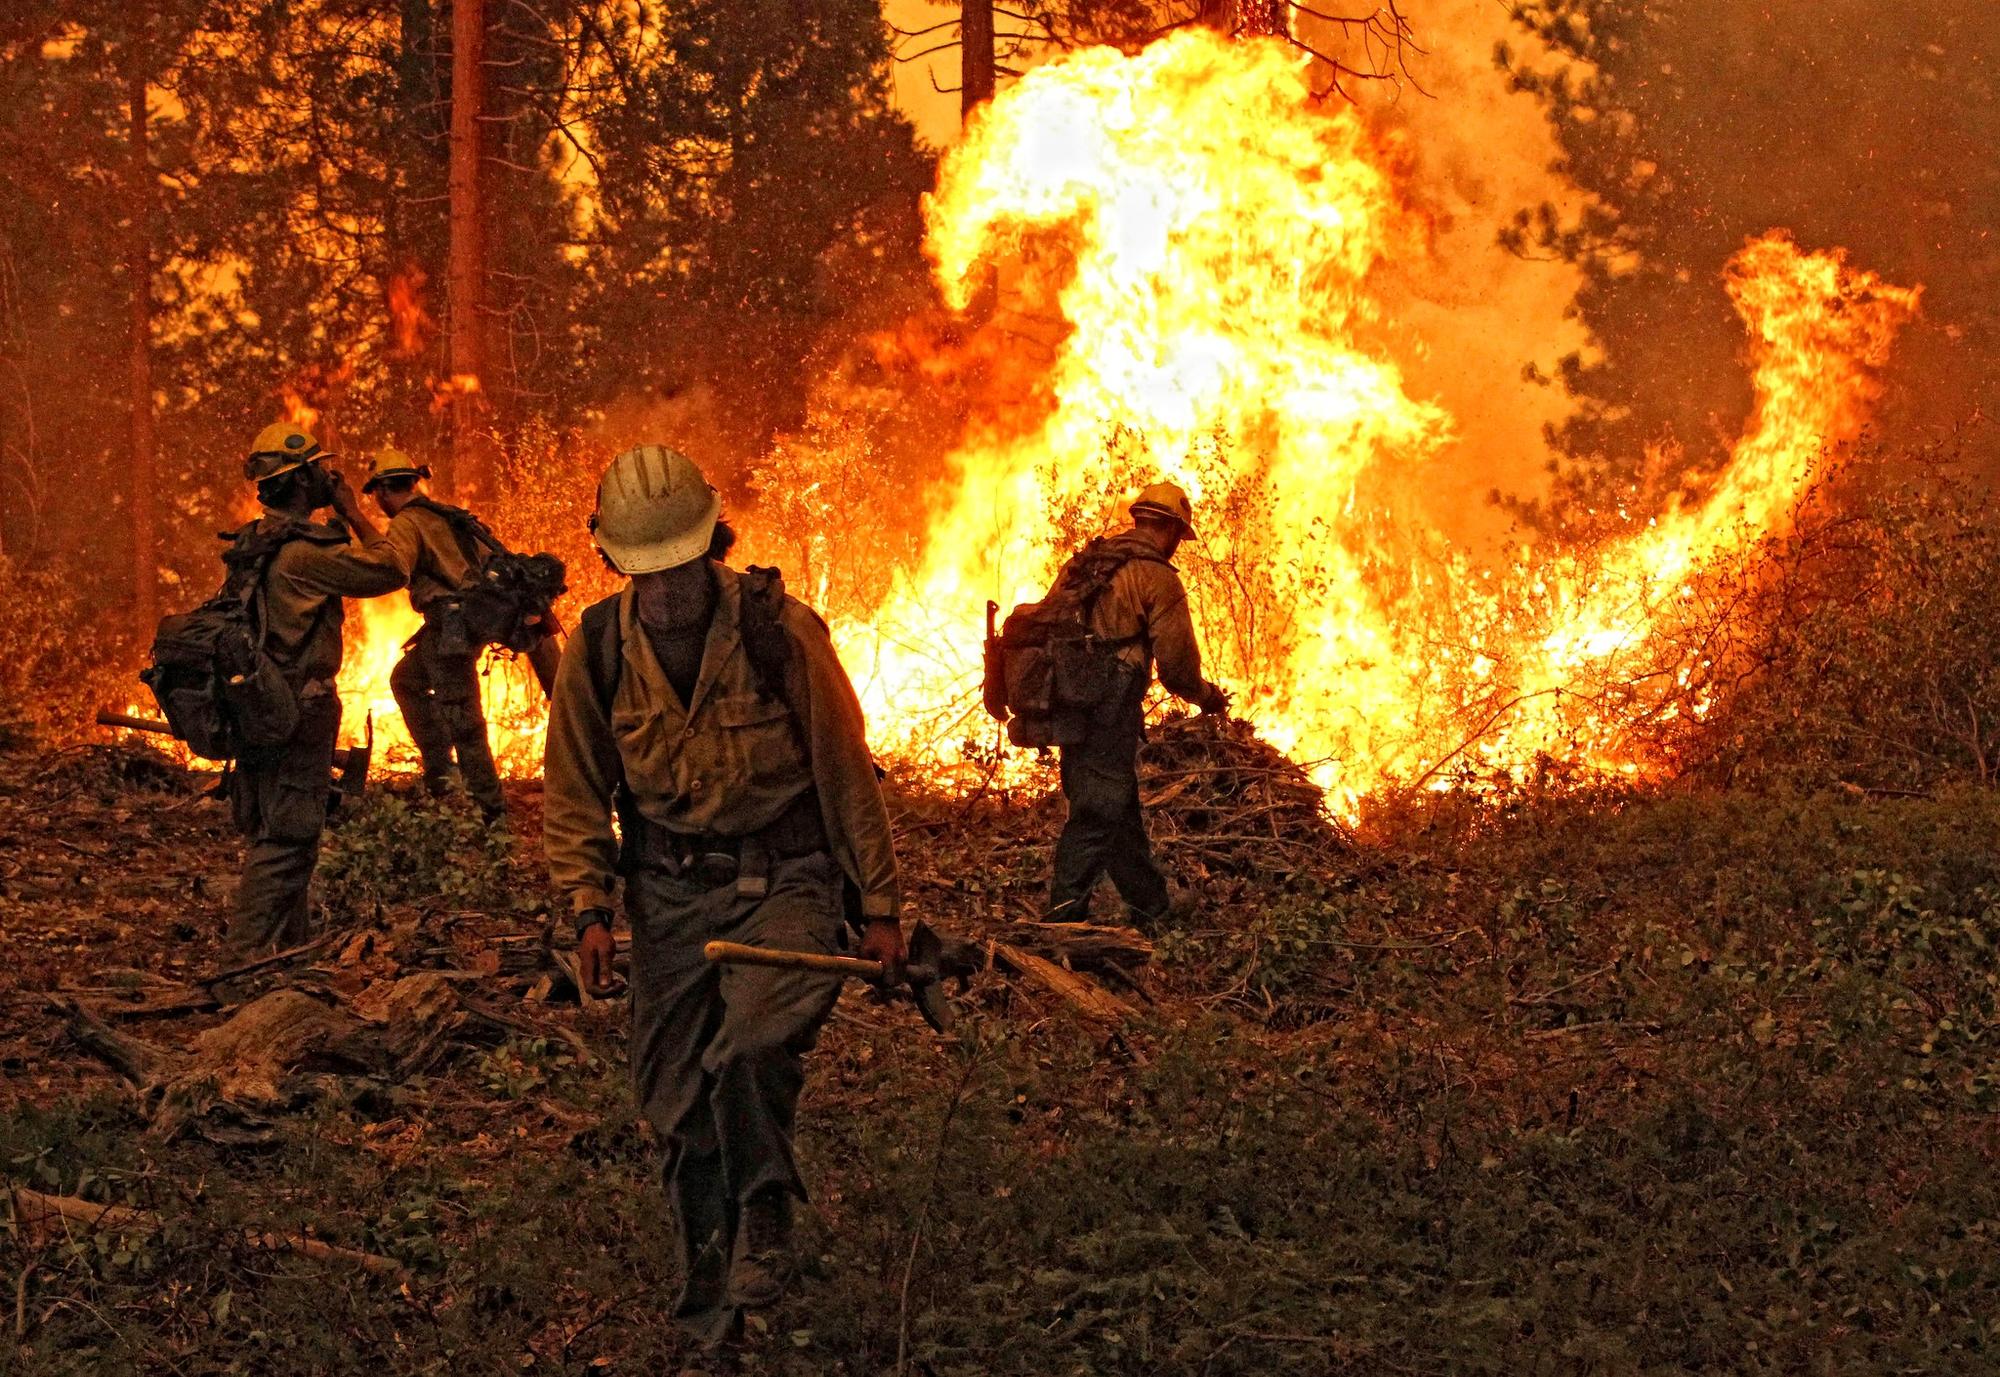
[60, 999, 179, 1088]
[62, 975, 499, 1142]
[8, 1186, 406, 1278]
[1006, 921, 1152, 974]
[993, 943, 1134, 1025]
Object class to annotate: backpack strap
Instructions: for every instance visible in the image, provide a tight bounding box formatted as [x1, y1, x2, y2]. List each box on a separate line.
[1060, 537, 1169, 647]
[576, 591, 636, 838]
[738, 566, 799, 708]
[579, 591, 624, 719]
[406, 495, 509, 567]
[222, 519, 326, 663]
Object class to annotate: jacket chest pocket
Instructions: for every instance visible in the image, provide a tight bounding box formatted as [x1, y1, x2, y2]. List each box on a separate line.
[707, 693, 803, 788]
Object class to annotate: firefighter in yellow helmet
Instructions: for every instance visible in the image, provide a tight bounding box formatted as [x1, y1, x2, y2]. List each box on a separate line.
[354, 449, 539, 818]
[226, 424, 405, 949]
[543, 444, 903, 1340]
[1044, 479, 1228, 928]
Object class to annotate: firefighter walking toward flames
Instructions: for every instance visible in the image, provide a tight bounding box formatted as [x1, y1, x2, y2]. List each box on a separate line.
[543, 444, 904, 1342]
[224, 426, 406, 949]
[1043, 481, 1229, 929]
[356, 449, 558, 819]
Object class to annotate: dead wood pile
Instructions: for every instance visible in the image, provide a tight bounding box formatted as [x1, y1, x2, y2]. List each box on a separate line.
[1138, 714, 1348, 876]
[59, 970, 526, 1147]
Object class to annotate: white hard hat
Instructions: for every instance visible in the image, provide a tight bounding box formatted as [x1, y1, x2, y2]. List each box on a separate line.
[591, 444, 720, 574]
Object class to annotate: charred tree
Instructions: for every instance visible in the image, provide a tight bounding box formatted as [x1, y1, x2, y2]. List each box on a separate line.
[126, 57, 157, 640]
[446, 0, 486, 500]
[962, 0, 996, 119]
[1198, 0, 1279, 32]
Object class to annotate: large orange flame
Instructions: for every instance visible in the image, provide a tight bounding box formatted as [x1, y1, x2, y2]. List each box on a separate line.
[333, 596, 546, 774]
[317, 30, 1918, 811]
[826, 30, 1919, 811]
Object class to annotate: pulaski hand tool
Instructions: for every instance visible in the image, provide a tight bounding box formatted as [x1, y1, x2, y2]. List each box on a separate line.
[703, 920, 960, 1033]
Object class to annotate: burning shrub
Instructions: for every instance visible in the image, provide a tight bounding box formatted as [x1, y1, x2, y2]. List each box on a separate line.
[1646, 447, 2000, 794]
[750, 408, 931, 617]
[0, 556, 124, 748]
[486, 419, 620, 619]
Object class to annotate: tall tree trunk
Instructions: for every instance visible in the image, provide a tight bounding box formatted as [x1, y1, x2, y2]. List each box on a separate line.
[961, 0, 995, 121]
[446, 0, 486, 501]
[127, 63, 157, 639]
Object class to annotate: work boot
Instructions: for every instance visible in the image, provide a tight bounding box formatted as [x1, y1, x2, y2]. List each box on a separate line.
[728, 1189, 795, 1309]
[1130, 884, 1196, 934]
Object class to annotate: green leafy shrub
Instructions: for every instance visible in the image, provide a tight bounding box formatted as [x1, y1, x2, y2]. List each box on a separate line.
[1648, 448, 2000, 793]
[316, 790, 518, 921]
[1807, 868, 2000, 1106]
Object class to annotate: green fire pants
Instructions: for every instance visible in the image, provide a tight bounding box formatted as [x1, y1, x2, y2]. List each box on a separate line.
[389, 627, 504, 817]
[625, 848, 846, 1340]
[226, 690, 341, 950]
[1049, 707, 1171, 926]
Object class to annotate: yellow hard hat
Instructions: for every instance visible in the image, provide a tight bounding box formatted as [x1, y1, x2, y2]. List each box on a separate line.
[361, 447, 431, 493]
[590, 445, 720, 574]
[244, 422, 331, 483]
[1129, 480, 1195, 536]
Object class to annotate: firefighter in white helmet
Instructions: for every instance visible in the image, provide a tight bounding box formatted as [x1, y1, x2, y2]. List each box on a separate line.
[542, 444, 903, 1340]
[1045, 479, 1228, 928]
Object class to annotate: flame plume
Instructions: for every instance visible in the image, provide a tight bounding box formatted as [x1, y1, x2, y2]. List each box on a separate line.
[831, 30, 1920, 812]
[316, 30, 1918, 809]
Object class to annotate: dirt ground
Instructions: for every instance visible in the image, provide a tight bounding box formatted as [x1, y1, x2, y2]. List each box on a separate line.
[3, 731, 1998, 1374]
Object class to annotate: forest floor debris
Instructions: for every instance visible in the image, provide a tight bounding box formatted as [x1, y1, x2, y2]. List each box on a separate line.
[3, 735, 1999, 1373]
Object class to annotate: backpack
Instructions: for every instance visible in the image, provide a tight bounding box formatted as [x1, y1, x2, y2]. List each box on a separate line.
[983, 536, 1165, 749]
[407, 497, 568, 656]
[139, 522, 326, 761]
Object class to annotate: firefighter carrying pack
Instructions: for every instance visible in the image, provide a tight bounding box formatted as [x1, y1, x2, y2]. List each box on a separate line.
[577, 565, 797, 723]
[406, 497, 567, 656]
[140, 522, 328, 761]
[982, 536, 1166, 749]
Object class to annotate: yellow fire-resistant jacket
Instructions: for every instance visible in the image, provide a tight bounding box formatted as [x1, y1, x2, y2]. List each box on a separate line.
[543, 565, 901, 921]
[359, 501, 476, 614]
[1087, 529, 1217, 708]
[248, 512, 408, 685]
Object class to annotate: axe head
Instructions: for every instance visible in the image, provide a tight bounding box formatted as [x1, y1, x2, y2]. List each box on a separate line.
[904, 921, 954, 1034]
[336, 739, 371, 801]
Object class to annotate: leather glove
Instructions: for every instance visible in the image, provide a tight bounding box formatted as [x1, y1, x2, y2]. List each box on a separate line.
[574, 907, 619, 997]
[858, 918, 907, 987]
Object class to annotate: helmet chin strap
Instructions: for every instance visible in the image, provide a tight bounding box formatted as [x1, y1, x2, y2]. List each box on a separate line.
[302, 464, 338, 512]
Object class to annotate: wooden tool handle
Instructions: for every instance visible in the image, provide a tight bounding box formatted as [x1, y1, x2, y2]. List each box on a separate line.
[97, 710, 171, 735]
[703, 940, 884, 980]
